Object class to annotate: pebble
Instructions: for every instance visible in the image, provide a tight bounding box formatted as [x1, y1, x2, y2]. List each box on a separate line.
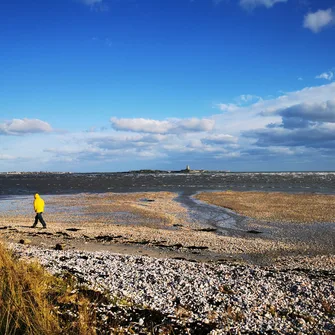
[10, 244, 335, 334]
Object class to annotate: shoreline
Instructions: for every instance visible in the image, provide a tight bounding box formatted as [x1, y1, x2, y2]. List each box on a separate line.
[0, 190, 333, 268]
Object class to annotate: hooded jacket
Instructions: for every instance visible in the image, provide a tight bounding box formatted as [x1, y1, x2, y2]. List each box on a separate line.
[34, 194, 45, 213]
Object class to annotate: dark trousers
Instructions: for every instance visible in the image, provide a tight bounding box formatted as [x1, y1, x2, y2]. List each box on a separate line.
[33, 212, 46, 228]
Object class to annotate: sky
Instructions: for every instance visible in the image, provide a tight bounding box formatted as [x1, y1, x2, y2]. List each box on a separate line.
[0, 0, 335, 172]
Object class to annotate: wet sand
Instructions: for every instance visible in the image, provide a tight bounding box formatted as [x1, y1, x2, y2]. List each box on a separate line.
[0, 191, 334, 269]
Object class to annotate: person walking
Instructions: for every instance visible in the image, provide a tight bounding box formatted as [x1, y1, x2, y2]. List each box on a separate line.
[31, 193, 47, 228]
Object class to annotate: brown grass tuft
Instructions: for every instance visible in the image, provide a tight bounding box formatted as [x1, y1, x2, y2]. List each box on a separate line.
[0, 242, 97, 335]
[0, 243, 61, 334]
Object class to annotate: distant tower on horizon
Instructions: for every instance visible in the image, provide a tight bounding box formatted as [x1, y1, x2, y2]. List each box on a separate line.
[186, 165, 190, 171]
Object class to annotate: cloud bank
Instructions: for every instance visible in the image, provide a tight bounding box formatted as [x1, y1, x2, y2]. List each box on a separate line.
[3, 83, 335, 172]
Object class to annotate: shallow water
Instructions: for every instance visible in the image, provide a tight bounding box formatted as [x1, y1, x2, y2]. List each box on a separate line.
[0, 195, 62, 216]
[177, 192, 240, 231]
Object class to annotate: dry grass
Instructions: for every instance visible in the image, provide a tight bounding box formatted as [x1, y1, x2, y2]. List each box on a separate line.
[0, 242, 97, 335]
[0, 244, 60, 334]
[195, 191, 335, 224]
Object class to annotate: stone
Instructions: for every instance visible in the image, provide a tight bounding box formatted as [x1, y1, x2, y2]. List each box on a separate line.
[55, 243, 66, 250]
[19, 239, 31, 245]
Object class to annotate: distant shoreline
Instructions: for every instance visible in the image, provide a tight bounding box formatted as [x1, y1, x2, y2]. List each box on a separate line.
[1, 170, 335, 175]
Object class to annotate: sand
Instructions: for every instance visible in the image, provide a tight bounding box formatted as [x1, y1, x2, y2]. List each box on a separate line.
[195, 190, 335, 224]
[0, 191, 334, 269]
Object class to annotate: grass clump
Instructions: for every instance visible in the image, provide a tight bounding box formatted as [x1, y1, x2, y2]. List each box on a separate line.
[0, 243, 96, 335]
[0, 243, 186, 334]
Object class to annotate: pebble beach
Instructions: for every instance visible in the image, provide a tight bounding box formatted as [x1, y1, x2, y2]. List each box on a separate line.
[11, 244, 335, 334]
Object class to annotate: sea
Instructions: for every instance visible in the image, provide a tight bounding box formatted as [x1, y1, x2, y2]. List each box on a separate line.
[1, 171, 335, 196]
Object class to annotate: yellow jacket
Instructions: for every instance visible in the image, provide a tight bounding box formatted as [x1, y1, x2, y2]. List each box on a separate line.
[34, 194, 45, 213]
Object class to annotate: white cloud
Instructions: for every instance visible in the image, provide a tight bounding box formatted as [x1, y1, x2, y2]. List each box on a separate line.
[239, 0, 288, 10]
[316, 71, 334, 81]
[110, 117, 215, 134]
[303, 8, 334, 33]
[0, 118, 52, 136]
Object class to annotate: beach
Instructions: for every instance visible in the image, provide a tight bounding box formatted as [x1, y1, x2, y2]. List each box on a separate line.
[1, 190, 334, 264]
[11, 243, 335, 334]
[1, 178, 335, 334]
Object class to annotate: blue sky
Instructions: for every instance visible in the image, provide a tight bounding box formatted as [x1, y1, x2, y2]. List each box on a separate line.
[1, 0, 335, 172]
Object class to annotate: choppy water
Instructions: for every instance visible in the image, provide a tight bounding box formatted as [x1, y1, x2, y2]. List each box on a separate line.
[1, 171, 335, 196]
